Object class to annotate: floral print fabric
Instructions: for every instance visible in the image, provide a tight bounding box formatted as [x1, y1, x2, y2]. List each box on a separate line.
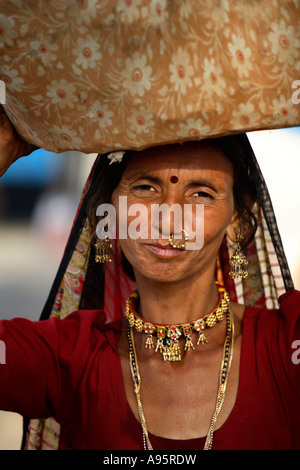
[1, 0, 300, 153]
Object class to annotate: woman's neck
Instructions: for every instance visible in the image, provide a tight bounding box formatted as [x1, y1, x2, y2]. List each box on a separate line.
[133, 271, 220, 325]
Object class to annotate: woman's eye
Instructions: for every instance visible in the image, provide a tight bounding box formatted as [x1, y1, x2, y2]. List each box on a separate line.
[134, 184, 156, 192]
[193, 191, 213, 199]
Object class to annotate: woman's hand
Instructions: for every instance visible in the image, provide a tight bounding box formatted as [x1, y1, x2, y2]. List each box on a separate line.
[0, 105, 38, 177]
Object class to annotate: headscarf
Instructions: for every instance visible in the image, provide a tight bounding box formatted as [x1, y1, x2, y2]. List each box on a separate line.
[22, 133, 293, 450]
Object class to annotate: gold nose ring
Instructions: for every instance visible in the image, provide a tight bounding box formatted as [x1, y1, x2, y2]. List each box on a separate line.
[168, 229, 189, 249]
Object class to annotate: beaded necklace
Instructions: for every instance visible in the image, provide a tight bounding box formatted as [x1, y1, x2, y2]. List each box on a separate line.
[125, 284, 230, 362]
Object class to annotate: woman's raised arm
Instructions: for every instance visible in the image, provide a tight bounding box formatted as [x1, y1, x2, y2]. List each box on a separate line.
[0, 105, 38, 177]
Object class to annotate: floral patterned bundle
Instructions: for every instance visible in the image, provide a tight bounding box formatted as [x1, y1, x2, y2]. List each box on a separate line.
[1, 0, 300, 154]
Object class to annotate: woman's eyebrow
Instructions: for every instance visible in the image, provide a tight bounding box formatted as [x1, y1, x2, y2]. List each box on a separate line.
[129, 173, 162, 185]
[187, 179, 218, 191]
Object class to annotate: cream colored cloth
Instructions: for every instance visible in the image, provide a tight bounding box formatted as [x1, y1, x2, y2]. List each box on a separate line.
[1, 0, 300, 154]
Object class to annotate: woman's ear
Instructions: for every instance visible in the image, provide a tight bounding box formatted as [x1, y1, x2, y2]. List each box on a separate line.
[226, 210, 240, 243]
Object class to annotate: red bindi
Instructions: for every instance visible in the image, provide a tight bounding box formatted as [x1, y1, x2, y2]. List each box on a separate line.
[170, 175, 178, 184]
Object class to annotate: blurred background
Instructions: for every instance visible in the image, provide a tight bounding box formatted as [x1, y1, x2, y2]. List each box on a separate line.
[0, 128, 299, 449]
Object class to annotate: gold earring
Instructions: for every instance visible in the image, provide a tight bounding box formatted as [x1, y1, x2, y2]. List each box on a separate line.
[168, 229, 189, 249]
[94, 237, 112, 263]
[229, 225, 248, 280]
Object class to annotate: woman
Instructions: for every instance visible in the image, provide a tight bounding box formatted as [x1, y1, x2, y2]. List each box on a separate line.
[0, 116, 299, 449]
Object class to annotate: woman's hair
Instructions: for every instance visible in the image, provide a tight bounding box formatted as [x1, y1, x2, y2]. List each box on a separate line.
[87, 149, 134, 240]
[213, 134, 258, 248]
[87, 134, 258, 252]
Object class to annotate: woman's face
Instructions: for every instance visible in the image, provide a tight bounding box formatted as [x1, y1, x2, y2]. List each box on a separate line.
[111, 141, 235, 284]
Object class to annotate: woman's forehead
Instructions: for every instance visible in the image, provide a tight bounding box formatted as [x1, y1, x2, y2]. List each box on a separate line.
[124, 141, 234, 177]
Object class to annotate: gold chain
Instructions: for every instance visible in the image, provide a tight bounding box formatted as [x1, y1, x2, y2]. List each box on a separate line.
[127, 306, 235, 450]
[128, 325, 153, 450]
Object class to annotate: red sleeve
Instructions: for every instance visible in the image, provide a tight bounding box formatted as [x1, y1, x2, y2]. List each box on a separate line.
[0, 316, 61, 418]
[0, 309, 104, 421]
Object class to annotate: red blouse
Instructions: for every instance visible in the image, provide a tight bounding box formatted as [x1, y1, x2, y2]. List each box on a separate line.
[0, 290, 299, 450]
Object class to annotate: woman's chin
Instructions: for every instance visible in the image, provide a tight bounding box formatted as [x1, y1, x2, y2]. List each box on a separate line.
[133, 249, 193, 284]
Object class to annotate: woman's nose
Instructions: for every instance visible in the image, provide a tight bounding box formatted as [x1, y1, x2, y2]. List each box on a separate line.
[151, 191, 184, 238]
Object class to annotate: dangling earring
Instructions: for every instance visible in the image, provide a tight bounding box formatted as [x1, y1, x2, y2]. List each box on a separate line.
[94, 237, 112, 263]
[229, 222, 248, 280]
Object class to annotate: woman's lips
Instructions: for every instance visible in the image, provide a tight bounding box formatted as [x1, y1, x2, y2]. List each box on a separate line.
[145, 243, 186, 258]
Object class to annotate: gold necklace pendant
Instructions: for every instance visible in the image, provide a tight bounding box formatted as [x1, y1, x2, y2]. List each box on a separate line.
[144, 323, 155, 349]
[163, 341, 181, 362]
[163, 327, 182, 361]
